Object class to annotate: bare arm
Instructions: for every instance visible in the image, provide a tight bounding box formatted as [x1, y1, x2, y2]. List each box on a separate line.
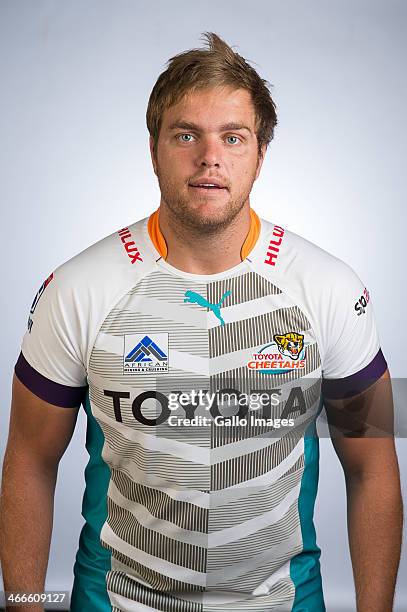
[0, 373, 80, 612]
[325, 369, 404, 612]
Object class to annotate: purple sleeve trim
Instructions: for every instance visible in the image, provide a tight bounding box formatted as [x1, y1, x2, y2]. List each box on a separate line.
[322, 348, 388, 400]
[14, 351, 88, 408]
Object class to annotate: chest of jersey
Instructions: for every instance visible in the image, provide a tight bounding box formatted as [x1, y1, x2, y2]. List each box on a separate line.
[87, 267, 322, 488]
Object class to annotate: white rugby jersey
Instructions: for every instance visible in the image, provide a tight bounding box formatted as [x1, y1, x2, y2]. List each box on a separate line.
[14, 209, 387, 612]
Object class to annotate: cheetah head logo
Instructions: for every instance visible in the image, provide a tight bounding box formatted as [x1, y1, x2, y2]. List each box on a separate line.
[273, 332, 304, 361]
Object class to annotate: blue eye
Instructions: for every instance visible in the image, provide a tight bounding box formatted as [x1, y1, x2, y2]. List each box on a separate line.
[227, 136, 240, 145]
[178, 134, 194, 142]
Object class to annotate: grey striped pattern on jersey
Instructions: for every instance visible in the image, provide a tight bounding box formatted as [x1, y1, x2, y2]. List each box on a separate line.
[87, 266, 322, 611]
[209, 305, 310, 357]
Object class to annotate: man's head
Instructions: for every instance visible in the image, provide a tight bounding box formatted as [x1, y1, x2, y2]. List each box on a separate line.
[146, 32, 277, 233]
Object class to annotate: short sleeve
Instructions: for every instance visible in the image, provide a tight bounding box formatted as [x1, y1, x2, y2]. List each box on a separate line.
[320, 261, 387, 399]
[14, 267, 88, 408]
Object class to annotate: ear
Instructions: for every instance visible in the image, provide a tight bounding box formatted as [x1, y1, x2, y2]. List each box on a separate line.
[254, 144, 267, 180]
[149, 135, 158, 176]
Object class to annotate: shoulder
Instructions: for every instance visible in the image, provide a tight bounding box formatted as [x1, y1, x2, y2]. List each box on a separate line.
[249, 215, 384, 381]
[250, 216, 365, 301]
[26, 215, 159, 348]
[19, 216, 160, 389]
[50, 215, 158, 296]
[40, 213, 160, 337]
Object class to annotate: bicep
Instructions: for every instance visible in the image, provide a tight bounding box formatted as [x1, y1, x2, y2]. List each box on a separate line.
[325, 369, 399, 478]
[5, 373, 80, 471]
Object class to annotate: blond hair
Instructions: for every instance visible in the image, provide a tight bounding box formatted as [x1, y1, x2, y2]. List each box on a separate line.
[146, 32, 277, 159]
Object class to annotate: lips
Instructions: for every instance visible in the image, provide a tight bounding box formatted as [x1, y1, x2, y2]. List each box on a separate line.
[189, 177, 227, 189]
[190, 185, 225, 190]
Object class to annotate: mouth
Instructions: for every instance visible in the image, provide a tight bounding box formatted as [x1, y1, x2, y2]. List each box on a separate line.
[189, 185, 227, 192]
[188, 182, 228, 195]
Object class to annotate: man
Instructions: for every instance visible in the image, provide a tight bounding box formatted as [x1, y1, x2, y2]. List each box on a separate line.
[0, 32, 402, 612]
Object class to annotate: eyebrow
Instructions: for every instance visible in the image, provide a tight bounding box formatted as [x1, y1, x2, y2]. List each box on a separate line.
[168, 120, 252, 133]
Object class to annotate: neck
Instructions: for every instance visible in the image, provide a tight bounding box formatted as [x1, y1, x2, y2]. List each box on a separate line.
[158, 203, 251, 274]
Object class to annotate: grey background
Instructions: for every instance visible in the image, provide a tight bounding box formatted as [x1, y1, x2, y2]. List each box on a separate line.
[0, 1, 406, 610]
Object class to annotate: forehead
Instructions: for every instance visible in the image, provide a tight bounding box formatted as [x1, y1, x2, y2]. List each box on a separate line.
[161, 86, 256, 131]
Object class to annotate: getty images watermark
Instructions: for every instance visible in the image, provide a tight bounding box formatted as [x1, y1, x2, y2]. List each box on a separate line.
[165, 389, 295, 428]
[106, 375, 407, 438]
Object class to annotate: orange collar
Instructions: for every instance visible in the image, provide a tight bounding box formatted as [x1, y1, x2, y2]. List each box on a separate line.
[147, 207, 260, 260]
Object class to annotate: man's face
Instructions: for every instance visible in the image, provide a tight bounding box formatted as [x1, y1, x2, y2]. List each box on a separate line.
[149, 86, 266, 232]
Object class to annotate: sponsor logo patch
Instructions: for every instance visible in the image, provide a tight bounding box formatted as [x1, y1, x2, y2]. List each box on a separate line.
[264, 225, 285, 267]
[354, 287, 370, 316]
[124, 333, 168, 373]
[27, 272, 54, 333]
[184, 289, 231, 327]
[247, 331, 307, 374]
[118, 227, 143, 264]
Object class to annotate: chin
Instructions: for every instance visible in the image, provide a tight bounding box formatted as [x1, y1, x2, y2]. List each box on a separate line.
[186, 204, 241, 232]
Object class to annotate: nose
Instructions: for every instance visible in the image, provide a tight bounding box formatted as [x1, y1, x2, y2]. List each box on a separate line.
[195, 137, 221, 168]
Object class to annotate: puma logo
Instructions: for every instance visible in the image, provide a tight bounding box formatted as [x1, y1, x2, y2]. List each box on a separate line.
[184, 290, 232, 326]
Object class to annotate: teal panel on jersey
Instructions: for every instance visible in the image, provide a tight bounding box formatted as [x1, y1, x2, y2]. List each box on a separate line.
[71, 389, 112, 612]
[290, 414, 326, 611]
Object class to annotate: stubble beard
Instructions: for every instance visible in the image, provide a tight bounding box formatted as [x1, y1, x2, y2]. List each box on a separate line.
[156, 164, 258, 236]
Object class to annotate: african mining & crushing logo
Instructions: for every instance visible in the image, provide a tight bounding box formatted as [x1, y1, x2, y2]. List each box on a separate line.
[124, 333, 169, 373]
